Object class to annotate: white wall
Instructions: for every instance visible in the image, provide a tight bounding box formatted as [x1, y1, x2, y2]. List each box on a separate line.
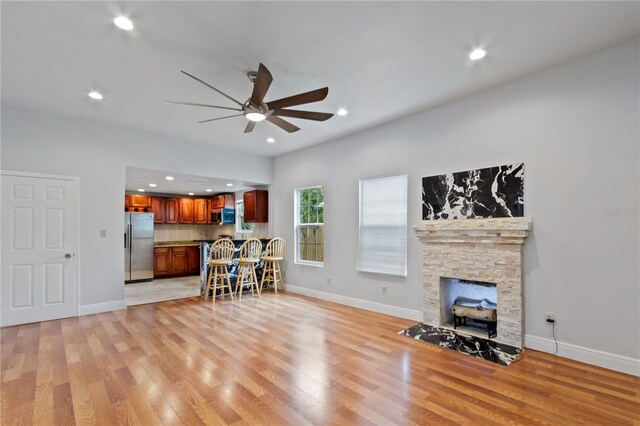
[271, 39, 640, 366]
[1, 108, 272, 308]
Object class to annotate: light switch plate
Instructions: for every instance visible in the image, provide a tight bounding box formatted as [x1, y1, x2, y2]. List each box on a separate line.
[100, 229, 107, 238]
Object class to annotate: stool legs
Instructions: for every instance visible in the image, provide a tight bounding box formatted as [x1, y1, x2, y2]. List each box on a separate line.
[260, 260, 284, 294]
[207, 264, 234, 303]
[236, 263, 260, 299]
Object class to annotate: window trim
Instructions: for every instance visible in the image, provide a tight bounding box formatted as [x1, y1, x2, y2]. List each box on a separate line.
[357, 173, 408, 277]
[294, 185, 324, 267]
[235, 199, 253, 234]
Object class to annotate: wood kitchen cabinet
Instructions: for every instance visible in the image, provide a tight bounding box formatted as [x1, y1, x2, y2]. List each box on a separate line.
[243, 190, 268, 223]
[125, 194, 151, 212]
[129, 194, 151, 207]
[194, 199, 208, 224]
[212, 193, 235, 209]
[187, 246, 200, 273]
[153, 246, 199, 278]
[165, 199, 179, 224]
[151, 197, 166, 224]
[170, 247, 189, 274]
[153, 247, 171, 277]
[179, 199, 194, 224]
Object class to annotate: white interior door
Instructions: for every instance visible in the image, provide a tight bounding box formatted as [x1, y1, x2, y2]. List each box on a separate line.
[1, 172, 77, 326]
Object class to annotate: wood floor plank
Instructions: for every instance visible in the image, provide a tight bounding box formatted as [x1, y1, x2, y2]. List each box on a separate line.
[1, 292, 638, 425]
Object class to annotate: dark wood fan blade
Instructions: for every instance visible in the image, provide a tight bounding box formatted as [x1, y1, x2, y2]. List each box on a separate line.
[267, 115, 300, 133]
[267, 87, 329, 110]
[244, 121, 256, 133]
[272, 109, 333, 121]
[181, 71, 244, 107]
[249, 63, 273, 107]
[198, 113, 244, 123]
[165, 100, 242, 112]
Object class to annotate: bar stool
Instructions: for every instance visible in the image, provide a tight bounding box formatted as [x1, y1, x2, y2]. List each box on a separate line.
[235, 238, 263, 299]
[206, 239, 235, 303]
[260, 238, 286, 294]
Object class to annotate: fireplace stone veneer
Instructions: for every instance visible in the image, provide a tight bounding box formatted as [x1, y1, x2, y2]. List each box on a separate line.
[414, 218, 532, 347]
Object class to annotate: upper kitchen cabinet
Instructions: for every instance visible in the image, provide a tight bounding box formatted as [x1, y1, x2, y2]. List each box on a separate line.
[129, 194, 151, 208]
[165, 199, 180, 224]
[212, 193, 235, 209]
[194, 199, 208, 224]
[151, 197, 166, 224]
[243, 190, 268, 223]
[125, 194, 151, 211]
[179, 198, 194, 223]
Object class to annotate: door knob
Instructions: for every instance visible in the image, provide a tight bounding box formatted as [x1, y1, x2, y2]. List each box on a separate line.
[65, 253, 72, 259]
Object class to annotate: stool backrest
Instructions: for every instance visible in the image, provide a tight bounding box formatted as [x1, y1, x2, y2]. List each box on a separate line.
[238, 238, 262, 261]
[265, 237, 286, 258]
[209, 239, 235, 262]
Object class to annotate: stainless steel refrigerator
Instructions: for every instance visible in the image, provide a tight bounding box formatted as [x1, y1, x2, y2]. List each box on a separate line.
[124, 212, 154, 283]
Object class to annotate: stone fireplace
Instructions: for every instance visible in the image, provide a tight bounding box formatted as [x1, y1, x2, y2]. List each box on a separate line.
[414, 217, 532, 347]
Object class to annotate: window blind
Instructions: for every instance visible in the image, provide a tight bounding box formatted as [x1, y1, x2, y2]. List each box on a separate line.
[358, 174, 408, 277]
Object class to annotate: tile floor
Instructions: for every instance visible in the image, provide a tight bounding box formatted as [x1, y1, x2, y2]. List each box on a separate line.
[125, 275, 201, 306]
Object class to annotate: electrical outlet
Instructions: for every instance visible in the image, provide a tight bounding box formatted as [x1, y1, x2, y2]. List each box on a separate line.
[326, 277, 331, 286]
[544, 311, 555, 322]
[382, 285, 387, 295]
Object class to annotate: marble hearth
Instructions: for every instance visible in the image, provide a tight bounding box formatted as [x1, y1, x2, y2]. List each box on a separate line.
[414, 217, 532, 347]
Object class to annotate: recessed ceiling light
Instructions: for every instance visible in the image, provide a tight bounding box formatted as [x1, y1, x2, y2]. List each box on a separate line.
[137, 188, 145, 192]
[165, 176, 174, 181]
[205, 188, 212, 192]
[337, 108, 348, 116]
[226, 183, 233, 187]
[148, 183, 157, 188]
[188, 192, 194, 196]
[88, 91, 103, 100]
[266, 137, 275, 143]
[469, 48, 487, 61]
[113, 16, 134, 31]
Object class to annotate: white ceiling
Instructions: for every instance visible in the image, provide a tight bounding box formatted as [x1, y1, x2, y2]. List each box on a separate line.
[2, 2, 638, 157]
[125, 167, 259, 196]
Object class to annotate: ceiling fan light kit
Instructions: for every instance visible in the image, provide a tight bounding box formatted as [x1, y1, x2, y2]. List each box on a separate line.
[166, 63, 333, 133]
[245, 112, 266, 122]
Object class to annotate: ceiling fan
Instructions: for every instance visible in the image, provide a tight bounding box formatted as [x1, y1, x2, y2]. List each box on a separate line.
[166, 63, 333, 133]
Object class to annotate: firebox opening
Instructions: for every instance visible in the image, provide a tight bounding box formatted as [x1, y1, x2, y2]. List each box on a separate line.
[440, 277, 498, 338]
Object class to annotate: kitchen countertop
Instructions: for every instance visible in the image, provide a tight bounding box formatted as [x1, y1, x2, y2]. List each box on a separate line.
[155, 238, 274, 248]
[154, 240, 201, 248]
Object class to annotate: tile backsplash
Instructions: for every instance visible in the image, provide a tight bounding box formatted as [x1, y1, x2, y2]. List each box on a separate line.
[154, 223, 272, 242]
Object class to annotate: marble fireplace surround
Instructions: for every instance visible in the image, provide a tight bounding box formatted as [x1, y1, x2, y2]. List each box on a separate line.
[414, 217, 532, 347]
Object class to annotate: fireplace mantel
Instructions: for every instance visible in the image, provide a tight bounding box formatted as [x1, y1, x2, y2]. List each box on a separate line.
[414, 217, 532, 245]
[414, 217, 532, 347]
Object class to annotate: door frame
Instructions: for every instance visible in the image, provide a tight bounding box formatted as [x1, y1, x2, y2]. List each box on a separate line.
[0, 170, 80, 326]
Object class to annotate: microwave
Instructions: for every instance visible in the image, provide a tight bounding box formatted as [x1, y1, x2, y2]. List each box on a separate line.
[211, 208, 235, 224]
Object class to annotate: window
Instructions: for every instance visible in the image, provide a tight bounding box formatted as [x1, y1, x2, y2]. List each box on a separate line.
[358, 174, 408, 276]
[295, 186, 324, 266]
[236, 200, 253, 233]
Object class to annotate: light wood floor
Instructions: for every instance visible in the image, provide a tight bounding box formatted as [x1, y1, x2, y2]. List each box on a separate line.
[1, 292, 638, 425]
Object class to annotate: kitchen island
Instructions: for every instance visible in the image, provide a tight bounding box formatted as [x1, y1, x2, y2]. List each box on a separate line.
[198, 239, 272, 297]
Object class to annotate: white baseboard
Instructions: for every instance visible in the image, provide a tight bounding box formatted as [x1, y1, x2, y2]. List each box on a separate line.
[525, 334, 639, 376]
[285, 285, 423, 321]
[78, 300, 127, 316]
